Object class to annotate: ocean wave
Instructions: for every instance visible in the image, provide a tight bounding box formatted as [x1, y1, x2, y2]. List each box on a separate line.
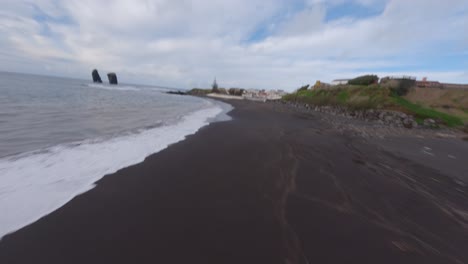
[86, 83, 140, 91]
[0, 105, 223, 240]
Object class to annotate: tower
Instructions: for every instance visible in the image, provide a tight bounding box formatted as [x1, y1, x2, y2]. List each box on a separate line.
[212, 77, 219, 93]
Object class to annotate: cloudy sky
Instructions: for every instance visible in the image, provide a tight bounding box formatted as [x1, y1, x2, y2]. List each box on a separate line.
[0, 0, 467, 90]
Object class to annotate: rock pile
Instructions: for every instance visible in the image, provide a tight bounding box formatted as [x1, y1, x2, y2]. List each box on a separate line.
[277, 101, 442, 129]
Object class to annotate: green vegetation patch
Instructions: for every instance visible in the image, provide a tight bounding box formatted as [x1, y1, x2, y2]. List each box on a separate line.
[188, 88, 211, 95]
[283, 85, 393, 110]
[348, 75, 379, 86]
[283, 84, 464, 128]
[337, 90, 349, 103]
[392, 96, 463, 127]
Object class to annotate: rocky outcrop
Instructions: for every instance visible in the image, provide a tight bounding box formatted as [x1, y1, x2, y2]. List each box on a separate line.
[107, 73, 118, 85]
[92, 69, 102, 83]
[166, 91, 187, 95]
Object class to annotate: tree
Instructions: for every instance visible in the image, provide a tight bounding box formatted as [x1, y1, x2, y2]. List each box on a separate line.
[348, 75, 379, 86]
[297, 84, 310, 92]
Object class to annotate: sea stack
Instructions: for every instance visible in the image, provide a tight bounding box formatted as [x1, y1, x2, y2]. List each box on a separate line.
[91, 69, 102, 83]
[107, 73, 118, 85]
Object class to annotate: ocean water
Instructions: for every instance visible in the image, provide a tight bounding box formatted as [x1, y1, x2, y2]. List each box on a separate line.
[0, 72, 231, 239]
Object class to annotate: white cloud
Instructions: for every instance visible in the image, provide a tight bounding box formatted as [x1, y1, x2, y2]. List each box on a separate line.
[0, 0, 467, 90]
[276, 5, 325, 36]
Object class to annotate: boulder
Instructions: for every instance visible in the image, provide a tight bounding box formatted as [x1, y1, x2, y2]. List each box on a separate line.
[92, 69, 102, 83]
[423, 118, 438, 128]
[384, 115, 394, 123]
[107, 73, 118, 85]
[402, 118, 414, 128]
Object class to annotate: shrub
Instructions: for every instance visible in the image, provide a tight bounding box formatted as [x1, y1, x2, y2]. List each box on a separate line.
[391, 79, 416, 96]
[228, 88, 245, 96]
[188, 88, 211, 95]
[297, 84, 310, 92]
[348, 75, 379, 86]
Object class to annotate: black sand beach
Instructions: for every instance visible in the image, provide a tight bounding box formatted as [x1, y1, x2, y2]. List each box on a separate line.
[1, 100, 467, 264]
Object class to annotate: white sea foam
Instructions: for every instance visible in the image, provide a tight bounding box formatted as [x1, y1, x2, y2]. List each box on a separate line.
[0, 105, 223, 239]
[87, 83, 140, 91]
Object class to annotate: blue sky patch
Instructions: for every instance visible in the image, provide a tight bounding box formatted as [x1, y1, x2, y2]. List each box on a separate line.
[325, 2, 385, 22]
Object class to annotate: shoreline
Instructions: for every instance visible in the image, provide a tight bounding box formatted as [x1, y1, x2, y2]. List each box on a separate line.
[1, 99, 467, 264]
[0, 98, 231, 240]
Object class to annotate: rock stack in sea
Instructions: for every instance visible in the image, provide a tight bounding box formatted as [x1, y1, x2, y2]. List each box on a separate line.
[92, 69, 102, 83]
[107, 73, 118, 85]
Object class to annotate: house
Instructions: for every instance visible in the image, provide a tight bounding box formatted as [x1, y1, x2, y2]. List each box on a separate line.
[331, 79, 350, 85]
[416, 77, 442, 88]
[242, 89, 287, 102]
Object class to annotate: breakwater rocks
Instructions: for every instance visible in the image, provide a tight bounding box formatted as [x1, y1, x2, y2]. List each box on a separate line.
[277, 101, 442, 129]
[166, 91, 187, 95]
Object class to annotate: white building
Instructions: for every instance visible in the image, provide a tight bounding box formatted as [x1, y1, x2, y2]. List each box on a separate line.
[331, 79, 350, 85]
[242, 89, 287, 102]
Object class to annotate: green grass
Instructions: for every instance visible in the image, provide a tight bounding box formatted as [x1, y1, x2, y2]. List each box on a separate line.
[188, 88, 211, 95]
[392, 96, 463, 127]
[283, 85, 394, 110]
[337, 90, 349, 103]
[283, 85, 464, 128]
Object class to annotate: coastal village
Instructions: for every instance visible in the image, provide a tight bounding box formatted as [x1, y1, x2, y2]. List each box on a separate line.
[199, 75, 468, 102]
[188, 75, 468, 131]
[2, 1, 468, 264]
[201, 78, 288, 102]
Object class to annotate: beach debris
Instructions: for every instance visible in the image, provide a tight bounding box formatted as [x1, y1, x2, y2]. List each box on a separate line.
[391, 241, 417, 253]
[107, 72, 118, 85]
[435, 133, 456, 138]
[91, 69, 102, 83]
[421, 147, 435, 156]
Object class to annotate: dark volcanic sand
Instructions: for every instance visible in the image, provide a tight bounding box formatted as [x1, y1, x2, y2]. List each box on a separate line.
[0, 100, 467, 264]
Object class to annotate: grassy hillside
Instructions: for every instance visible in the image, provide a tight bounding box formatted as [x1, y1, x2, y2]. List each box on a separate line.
[283, 85, 392, 110]
[404, 87, 468, 124]
[283, 85, 465, 127]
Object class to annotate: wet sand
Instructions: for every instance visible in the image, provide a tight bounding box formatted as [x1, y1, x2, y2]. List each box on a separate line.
[0, 100, 467, 264]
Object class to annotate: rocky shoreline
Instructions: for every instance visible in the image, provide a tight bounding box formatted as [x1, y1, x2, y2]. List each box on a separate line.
[266, 100, 466, 141]
[277, 101, 445, 129]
